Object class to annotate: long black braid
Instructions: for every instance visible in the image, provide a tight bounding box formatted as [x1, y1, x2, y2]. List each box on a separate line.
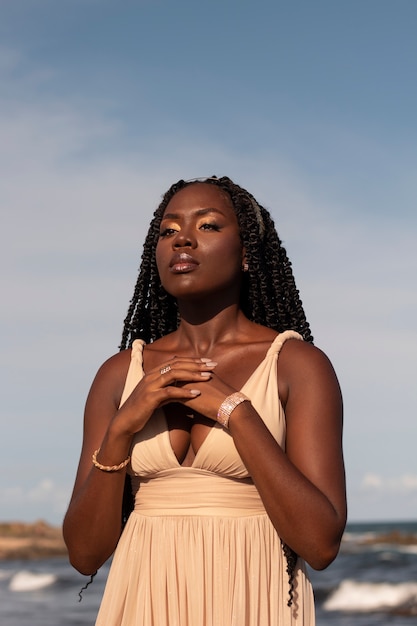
[120, 176, 313, 606]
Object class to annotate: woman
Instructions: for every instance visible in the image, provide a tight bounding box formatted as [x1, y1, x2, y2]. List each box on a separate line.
[63, 176, 346, 625]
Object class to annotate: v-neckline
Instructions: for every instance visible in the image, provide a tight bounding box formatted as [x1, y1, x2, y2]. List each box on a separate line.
[162, 409, 221, 468]
[158, 336, 281, 467]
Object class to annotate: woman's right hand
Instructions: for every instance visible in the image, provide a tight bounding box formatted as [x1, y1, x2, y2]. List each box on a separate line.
[111, 355, 218, 437]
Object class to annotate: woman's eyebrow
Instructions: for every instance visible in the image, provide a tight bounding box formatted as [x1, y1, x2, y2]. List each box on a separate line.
[161, 207, 225, 220]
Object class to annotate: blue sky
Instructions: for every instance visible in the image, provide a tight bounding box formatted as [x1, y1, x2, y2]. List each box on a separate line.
[1, 0, 416, 524]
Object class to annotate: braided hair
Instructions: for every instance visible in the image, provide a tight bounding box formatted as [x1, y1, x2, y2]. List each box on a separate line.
[120, 176, 313, 349]
[120, 175, 313, 606]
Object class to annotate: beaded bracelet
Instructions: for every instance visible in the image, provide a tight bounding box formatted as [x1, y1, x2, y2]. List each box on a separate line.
[92, 448, 131, 472]
[217, 392, 250, 429]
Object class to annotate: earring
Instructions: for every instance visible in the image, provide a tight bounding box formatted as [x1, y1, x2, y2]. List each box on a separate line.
[242, 262, 249, 272]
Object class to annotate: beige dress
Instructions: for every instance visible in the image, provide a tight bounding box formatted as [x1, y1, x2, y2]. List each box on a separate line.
[95, 331, 315, 625]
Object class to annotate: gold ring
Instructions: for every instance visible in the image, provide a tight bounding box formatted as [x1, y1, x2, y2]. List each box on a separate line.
[160, 365, 172, 375]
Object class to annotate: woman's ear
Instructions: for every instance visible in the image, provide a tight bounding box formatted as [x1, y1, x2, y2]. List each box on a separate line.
[241, 248, 249, 272]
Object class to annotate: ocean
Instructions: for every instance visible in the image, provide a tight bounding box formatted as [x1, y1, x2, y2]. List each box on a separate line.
[1, 521, 416, 625]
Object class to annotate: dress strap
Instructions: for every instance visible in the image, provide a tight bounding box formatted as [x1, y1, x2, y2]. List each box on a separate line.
[119, 339, 146, 407]
[267, 330, 303, 357]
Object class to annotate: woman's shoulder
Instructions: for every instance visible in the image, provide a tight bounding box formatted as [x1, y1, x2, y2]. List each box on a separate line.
[80, 348, 135, 416]
[97, 347, 133, 373]
[279, 335, 336, 374]
[279, 334, 332, 361]
[278, 337, 341, 403]
[89, 349, 133, 399]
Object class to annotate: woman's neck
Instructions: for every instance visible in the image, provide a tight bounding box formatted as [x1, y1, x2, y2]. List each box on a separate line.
[173, 304, 250, 355]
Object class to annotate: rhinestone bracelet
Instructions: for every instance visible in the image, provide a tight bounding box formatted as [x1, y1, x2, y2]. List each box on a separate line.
[217, 392, 250, 428]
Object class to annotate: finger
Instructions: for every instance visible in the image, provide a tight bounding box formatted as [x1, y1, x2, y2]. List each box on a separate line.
[158, 357, 217, 373]
[159, 369, 214, 390]
[157, 359, 217, 381]
[159, 386, 202, 403]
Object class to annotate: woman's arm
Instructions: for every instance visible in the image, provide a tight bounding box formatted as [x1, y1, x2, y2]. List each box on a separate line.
[229, 339, 346, 570]
[63, 351, 217, 575]
[63, 351, 133, 575]
[184, 338, 346, 570]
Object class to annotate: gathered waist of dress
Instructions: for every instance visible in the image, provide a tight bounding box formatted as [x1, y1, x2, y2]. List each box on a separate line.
[131, 468, 267, 517]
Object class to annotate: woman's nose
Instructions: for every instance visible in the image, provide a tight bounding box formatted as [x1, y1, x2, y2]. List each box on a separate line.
[172, 229, 195, 248]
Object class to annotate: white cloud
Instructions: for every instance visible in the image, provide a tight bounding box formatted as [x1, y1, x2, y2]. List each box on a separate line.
[361, 473, 417, 493]
[348, 474, 417, 521]
[361, 474, 384, 490]
[0, 480, 71, 523]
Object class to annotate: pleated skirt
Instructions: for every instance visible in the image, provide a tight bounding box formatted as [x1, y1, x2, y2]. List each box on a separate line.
[95, 469, 315, 626]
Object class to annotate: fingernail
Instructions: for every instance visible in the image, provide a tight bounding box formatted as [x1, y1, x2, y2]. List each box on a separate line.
[204, 361, 218, 368]
[200, 372, 212, 378]
[189, 389, 201, 396]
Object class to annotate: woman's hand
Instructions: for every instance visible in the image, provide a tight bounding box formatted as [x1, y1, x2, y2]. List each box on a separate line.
[111, 356, 219, 437]
[175, 371, 242, 425]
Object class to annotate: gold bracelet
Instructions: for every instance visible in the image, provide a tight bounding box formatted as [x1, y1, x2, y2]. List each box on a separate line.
[92, 448, 131, 472]
[217, 392, 250, 428]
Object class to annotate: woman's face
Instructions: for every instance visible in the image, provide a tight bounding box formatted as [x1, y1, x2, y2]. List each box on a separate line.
[156, 183, 245, 301]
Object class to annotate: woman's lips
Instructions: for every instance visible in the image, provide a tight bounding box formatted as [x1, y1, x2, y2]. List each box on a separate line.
[169, 253, 199, 273]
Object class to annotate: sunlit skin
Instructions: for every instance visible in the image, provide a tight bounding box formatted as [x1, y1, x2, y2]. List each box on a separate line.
[156, 184, 246, 319]
[63, 183, 346, 578]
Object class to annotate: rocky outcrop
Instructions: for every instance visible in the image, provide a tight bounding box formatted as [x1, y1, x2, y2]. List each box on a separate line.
[359, 529, 417, 546]
[0, 520, 67, 560]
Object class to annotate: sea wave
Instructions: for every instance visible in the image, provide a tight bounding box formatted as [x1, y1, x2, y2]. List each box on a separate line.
[8, 569, 57, 592]
[323, 579, 417, 614]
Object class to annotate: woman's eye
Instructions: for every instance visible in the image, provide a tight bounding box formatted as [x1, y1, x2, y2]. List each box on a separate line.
[159, 227, 176, 237]
[200, 223, 220, 231]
